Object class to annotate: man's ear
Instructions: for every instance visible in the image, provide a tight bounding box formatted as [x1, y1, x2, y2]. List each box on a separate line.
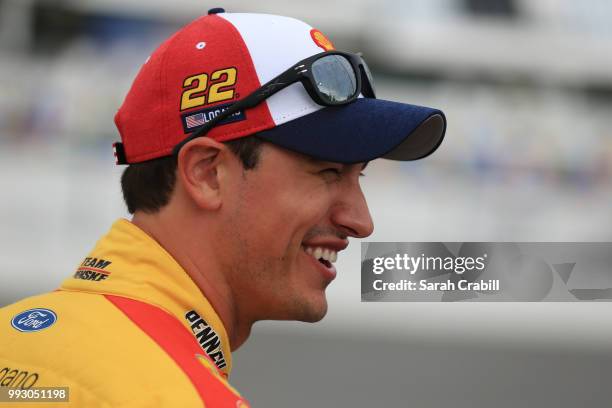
[177, 137, 231, 210]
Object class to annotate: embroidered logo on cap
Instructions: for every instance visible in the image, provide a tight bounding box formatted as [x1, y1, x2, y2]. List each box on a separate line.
[310, 29, 335, 51]
[180, 67, 238, 111]
[181, 102, 246, 133]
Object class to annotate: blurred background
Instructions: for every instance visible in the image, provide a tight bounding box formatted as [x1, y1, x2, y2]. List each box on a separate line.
[1, 0, 611, 406]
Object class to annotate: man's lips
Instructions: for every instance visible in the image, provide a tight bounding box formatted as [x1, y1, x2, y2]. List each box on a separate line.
[301, 239, 349, 253]
[301, 239, 349, 267]
[301, 246, 338, 281]
[303, 246, 337, 264]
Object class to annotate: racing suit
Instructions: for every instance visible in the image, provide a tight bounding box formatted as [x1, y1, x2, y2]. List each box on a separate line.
[0, 219, 249, 407]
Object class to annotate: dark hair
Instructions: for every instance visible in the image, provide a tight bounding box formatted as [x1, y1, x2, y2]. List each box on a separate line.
[121, 137, 264, 214]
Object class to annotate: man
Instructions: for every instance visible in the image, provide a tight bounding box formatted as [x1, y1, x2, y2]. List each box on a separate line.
[0, 9, 445, 407]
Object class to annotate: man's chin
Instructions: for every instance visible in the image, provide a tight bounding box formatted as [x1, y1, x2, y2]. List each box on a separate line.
[274, 294, 328, 323]
[297, 310, 327, 323]
[295, 296, 328, 323]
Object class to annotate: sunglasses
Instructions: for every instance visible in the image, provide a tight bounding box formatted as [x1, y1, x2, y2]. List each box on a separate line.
[172, 51, 377, 155]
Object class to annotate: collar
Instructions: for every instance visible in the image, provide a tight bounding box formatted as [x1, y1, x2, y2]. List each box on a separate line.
[60, 219, 233, 377]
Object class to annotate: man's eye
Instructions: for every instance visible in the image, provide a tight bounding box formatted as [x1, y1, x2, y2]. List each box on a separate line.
[321, 168, 341, 175]
[319, 167, 342, 182]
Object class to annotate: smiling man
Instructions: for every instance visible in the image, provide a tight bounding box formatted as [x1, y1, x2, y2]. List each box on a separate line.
[0, 9, 445, 407]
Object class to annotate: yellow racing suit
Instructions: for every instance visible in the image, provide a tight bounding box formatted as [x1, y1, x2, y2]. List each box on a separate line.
[0, 219, 249, 407]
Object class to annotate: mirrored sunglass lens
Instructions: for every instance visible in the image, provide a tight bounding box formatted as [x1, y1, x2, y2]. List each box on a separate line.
[311, 55, 357, 103]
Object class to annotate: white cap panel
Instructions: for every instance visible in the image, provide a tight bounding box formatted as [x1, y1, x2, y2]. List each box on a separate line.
[220, 13, 325, 125]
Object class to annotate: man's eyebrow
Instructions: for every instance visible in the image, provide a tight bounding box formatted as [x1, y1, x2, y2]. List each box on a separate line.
[361, 161, 369, 170]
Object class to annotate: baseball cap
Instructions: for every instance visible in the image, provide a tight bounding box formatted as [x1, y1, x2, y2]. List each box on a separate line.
[113, 9, 446, 165]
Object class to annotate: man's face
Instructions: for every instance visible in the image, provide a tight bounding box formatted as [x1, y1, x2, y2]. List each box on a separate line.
[220, 142, 374, 323]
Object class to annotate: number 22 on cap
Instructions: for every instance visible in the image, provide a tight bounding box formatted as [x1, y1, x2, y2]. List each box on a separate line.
[180, 67, 238, 111]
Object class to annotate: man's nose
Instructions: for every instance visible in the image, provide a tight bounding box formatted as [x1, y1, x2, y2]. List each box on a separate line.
[330, 182, 374, 239]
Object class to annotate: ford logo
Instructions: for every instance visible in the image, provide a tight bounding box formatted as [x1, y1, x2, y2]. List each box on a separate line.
[11, 308, 57, 332]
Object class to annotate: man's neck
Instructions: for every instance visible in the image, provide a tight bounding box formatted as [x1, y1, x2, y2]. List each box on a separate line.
[131, 211, 253, 351]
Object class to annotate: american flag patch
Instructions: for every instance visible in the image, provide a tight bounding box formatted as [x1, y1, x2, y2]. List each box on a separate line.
[185, 113, 207, 129]
[181, 102, 246, 134]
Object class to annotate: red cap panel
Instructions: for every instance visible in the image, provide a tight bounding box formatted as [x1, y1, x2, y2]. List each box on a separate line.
[114, 15, 275, 163]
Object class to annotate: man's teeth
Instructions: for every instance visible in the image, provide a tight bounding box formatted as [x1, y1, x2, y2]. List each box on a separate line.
[303, 246, 338, 263]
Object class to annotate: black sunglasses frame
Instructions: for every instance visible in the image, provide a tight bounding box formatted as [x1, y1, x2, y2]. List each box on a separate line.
[172, 51, 376, 156]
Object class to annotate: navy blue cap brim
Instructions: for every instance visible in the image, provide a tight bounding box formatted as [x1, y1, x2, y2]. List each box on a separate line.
[255, 98, 446, 164]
